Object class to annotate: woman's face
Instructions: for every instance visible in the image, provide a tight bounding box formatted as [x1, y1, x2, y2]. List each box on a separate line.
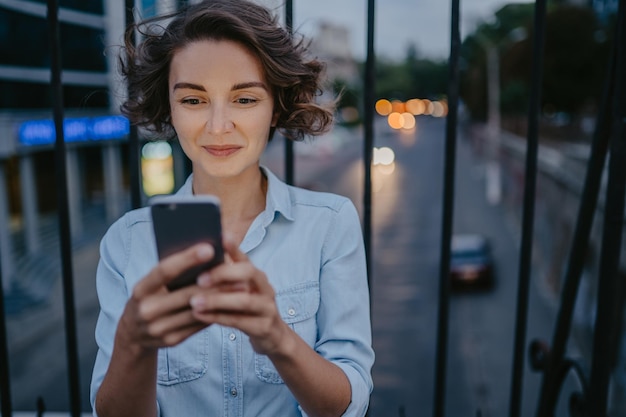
[169, 39, 276, 182]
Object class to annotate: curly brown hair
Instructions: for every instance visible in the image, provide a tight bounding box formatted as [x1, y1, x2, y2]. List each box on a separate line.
[120, 0, 335, 141]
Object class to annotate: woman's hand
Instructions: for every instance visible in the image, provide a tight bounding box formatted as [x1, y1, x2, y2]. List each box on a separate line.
[97, 243, 223, 417]
[115, 243, 218, 354]
[188, 236, 352, 417]
[188, 235, 290, 356]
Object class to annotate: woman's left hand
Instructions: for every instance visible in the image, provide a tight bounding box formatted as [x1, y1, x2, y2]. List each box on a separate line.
[188, 235, 289, 356]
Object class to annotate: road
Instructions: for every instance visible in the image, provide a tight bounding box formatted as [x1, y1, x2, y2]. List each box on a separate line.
[6, 116, 580, 416]
[271, 116, 578, 417]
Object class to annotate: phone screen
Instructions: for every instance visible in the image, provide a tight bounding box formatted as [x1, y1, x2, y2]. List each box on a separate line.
[151, 196, 224, 291]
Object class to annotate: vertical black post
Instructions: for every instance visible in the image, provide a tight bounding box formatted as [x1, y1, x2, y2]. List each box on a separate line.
[509, 1, 547, 416]
[284, 0, 295, 185]
[0, 255, 12, 416]
[125, 0, 143, 209]
[433, 1, 460, 416]
[362, 0, 375, 283]
[588, 1, 626, 415]
[47, 1, 82, 416]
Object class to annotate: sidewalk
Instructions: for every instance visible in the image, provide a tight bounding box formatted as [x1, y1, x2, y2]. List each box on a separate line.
[4, 204, 110, 352]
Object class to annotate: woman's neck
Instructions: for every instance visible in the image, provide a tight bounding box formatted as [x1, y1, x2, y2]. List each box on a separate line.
[191, 166, 267, 240]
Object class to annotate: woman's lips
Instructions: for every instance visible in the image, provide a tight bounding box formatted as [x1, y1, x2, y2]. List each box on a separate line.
[203, 145, 241, 157]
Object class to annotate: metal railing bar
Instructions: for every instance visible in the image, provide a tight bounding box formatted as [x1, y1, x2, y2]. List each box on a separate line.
[589, 0, 626, 414]
[284, 0, 294, 186]
[433, 0, 460, 416]
[534, 19, 617, 417]
[362, 0, 375, 284]
[125, 0, 143, 210]
[509, 1, 547, 416]
[0, 253, 12, 416]
[48, 1, 82, 416]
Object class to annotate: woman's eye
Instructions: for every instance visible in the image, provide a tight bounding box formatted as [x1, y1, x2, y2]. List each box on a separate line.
[181, 98, 201, 105]
[236, 98, 257, 105]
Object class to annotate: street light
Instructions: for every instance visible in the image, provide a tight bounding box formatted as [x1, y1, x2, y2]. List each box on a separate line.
[474, 27, 527, 206]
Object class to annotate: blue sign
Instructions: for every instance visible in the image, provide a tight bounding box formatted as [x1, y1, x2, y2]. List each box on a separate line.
[18, 115, 130, 146]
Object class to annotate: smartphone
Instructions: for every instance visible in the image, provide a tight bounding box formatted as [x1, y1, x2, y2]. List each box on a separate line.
[150, 194, 225, 291]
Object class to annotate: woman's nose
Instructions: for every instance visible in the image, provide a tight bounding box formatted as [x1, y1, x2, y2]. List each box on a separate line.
[205, 105, 234, 135]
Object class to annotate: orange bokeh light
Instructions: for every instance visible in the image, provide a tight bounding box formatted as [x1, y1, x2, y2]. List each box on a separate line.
[387, 112, 404, 129]
[375, 99, 392, 116]
[391, 100, 406, 114]
[422, 99, 433, 115]
[406, 98, 425, 115]
[440, 100, 449, 116]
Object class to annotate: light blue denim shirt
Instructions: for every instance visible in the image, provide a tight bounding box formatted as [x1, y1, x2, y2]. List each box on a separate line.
[90, 167, 374, 417]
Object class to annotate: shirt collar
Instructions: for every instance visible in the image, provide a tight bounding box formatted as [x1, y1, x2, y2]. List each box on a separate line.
[261, 166, 294, 222]
[175, 166, 294, 222]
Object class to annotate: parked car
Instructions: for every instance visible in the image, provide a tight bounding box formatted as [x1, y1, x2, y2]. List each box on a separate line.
[450, 234, 494, 289]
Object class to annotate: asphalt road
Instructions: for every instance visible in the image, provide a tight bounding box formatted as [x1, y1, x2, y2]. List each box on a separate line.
[6, 116, 580, 416]
[282, 116, 578, 417]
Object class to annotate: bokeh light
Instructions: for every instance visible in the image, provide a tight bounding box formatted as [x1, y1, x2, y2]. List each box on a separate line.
[375, 99, 392, 116]
[141, 141, 174, 196]
[401, 112, 416, 129]
[406, 98, 425, 115]
[422, 99, 433, 115]
[391, 100, 405, 114]
[341, 106, 360, 122]
[387, 112, 404, 129]
[373, 146, 395, 165]
[378, 97, 449, 123]
[431, 101, 445, 118]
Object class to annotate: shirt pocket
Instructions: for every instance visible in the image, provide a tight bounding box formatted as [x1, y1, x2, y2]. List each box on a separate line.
[157, 328, 209, 385]
[255, 282, 320, 384]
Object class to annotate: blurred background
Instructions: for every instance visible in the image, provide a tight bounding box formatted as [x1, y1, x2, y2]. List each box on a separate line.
[0, 0, 623, 416]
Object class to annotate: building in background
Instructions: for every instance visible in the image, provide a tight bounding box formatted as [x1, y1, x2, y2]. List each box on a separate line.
[0, 0, 112, 110]
[0, 0, 128, 288]
[309, 21, 359, 85]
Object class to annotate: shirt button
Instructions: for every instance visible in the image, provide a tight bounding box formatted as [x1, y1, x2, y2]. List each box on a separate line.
[229, 333, 236, 341]
[230, 387, 238, 397]
[288, 308, 296, 316]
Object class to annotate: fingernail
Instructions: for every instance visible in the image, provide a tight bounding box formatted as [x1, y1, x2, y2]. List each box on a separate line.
[197, 244, 214, 260]
[197, 273, 211, 287]
[190, 295, 205, 309]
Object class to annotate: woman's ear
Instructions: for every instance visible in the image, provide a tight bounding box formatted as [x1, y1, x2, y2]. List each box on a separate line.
[271, 112, 279, 127]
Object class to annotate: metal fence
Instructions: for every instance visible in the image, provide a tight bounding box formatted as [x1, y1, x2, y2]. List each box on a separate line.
[0, 0, 625, 416]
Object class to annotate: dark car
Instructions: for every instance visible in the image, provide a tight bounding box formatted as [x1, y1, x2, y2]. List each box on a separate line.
[450, 234, 494, 289]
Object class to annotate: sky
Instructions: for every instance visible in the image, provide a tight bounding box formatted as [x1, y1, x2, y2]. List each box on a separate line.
[258, 0, 517, 61]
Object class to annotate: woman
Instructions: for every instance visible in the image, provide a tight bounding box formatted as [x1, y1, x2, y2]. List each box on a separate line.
[90, 1, 374, 416]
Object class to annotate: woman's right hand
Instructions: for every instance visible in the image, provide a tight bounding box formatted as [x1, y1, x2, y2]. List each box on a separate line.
[115, 243, 217, 355]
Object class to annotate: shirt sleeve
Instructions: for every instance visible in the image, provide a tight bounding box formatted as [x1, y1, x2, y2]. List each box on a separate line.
[315, 199, 375, 417]
[89, 216, 130, 416]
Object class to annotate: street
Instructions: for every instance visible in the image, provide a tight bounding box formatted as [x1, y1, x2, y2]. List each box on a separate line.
[6, 116, 580, 416]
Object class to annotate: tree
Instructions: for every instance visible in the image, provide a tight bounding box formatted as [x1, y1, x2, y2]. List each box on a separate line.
[460, 3, 611, 128]
[374, 43, 448, 102]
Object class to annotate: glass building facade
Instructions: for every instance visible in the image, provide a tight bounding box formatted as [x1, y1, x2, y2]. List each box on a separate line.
[0, 0, 108, 109]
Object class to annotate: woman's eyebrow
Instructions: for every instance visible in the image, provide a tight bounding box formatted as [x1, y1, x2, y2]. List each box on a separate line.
[172, 81, 268, 92]
[232, 81, 268, 91]
[172, 82, 205, 91]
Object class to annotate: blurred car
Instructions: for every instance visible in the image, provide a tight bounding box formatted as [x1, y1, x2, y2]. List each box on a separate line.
[450, 234, 494, 289]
